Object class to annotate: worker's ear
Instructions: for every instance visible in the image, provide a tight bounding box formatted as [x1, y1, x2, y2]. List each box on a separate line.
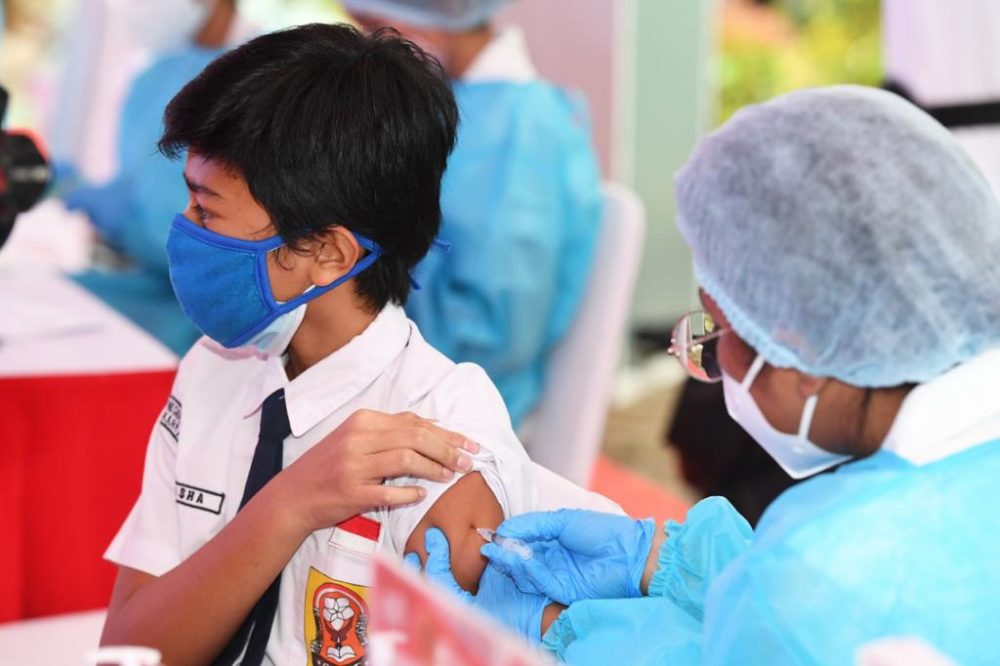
[308, 226, 362, 287]
[796, 372, 830, 399]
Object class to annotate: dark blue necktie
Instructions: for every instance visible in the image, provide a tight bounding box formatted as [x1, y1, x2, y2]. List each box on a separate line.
[213, 388, 291, 666]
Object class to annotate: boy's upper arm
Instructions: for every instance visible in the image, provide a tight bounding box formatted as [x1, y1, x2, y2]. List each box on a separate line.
[403, 471, 503, 594]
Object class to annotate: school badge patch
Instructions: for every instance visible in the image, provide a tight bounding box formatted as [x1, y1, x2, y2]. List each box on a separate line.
[159, 395, 181, 441]
[305, 567, 369, 666]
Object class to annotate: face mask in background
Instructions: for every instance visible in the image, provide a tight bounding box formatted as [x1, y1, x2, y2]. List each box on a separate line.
[111, 0, 212, 53]
[722, 354, 852, 479]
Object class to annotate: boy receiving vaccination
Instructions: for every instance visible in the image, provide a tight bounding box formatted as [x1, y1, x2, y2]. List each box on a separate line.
[100, 24, 543, 665]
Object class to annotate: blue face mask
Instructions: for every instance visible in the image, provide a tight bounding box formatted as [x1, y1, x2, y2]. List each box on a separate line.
[166, 213, 383, 348]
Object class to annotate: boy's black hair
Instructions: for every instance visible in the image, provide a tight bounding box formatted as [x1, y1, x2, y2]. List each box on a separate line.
[159, 23, 458, 311]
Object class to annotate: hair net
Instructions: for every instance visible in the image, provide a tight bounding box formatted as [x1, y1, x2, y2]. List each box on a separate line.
[676, 85, 1000, 387]
[342, 0, 513, 31]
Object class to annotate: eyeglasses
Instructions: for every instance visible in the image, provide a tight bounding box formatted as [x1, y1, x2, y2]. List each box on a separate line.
[667, 310, 729, 383]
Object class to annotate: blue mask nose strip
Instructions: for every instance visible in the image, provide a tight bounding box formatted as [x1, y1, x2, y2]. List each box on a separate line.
[166, 213, 383, 348]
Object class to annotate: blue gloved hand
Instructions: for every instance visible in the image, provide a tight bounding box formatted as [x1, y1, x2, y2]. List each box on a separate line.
[406, 527, 551, 643]
[46, 160, 83, 199]
[482, 510, 656, 606]
[62, 176, 132, 242]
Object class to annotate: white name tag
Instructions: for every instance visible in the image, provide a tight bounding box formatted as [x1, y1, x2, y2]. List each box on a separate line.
[176, 482, 225, 514]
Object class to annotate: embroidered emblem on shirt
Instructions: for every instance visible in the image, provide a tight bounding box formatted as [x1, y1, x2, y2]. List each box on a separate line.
[175, 482, 225, 514]
[305, 567, 369, 666]
[159, 395, 182, 441]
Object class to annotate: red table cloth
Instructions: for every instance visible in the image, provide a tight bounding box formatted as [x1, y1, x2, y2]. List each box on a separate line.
[1, 370, 175, 622]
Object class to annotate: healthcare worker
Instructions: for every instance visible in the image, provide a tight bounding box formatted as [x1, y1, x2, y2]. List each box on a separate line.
[63, 0, 248, 354]
[415, 86, 1000, 664]
[344, 0, 603, 428]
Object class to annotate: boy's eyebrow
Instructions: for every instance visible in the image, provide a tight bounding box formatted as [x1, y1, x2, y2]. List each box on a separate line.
[183, 173, 222, 199]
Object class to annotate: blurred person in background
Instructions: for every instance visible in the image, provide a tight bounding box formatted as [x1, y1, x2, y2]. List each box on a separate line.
[415, 86, 1000, 664]
[344, 0, 603, 429]
[59, 0, 250, 354]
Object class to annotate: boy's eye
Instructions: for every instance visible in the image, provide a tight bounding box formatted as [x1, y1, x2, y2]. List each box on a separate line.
[193, 204, 210, 223]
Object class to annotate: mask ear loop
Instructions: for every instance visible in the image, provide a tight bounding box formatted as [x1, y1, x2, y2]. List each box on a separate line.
[741, 354, 768, 390]
[744, 354, 821, 442]
[798, 394, 820, 440]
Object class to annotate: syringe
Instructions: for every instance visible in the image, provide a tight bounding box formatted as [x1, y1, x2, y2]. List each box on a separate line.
[475, 527, 533, 560]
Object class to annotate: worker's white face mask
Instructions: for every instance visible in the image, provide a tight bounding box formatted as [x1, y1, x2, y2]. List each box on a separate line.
[722, 354, 851, 479]
[113, 0, 212, 53]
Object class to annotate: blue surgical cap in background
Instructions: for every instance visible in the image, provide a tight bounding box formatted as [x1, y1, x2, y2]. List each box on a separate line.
[676, 85, 1000, 387]
[342, 0, 513, 31]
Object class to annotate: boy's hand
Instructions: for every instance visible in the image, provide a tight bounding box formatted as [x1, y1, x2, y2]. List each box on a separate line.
[270, 409, 479, 535]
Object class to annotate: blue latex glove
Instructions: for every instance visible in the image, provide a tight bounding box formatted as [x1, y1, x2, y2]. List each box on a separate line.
[62, 176, 133, 242]
[46, 160, 84, 200]
[482, 510, 655, 606]
[405, 527, 551, 643]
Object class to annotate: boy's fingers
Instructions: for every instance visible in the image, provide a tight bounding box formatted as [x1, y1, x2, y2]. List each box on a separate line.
[365, 448, 455, 484]
[368, 412, 480, 455]
[367, 427, 476, 473]
[419, 421, 480, 453]
[371, 484, 427, 508]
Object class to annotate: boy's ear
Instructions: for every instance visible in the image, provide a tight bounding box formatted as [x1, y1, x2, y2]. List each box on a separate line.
[308, 226, 362, 287]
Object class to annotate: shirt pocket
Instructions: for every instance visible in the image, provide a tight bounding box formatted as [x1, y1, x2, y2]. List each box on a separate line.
[292, 516, 382, 666]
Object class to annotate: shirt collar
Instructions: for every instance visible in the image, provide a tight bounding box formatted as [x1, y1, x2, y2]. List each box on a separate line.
[462, 26, 538, 83]
[243, 305, 413, 437]
[882, 347, 1000, 464]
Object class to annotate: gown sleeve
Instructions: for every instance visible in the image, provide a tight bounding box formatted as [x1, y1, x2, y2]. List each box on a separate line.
[541, 596, 702, 665]
[647, 496, 753, 619]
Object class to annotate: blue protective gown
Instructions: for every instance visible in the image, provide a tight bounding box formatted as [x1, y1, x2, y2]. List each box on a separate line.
[67, 47, 222, 355]
[405, 81, 602, 428]
[543, 439, 1000, 665]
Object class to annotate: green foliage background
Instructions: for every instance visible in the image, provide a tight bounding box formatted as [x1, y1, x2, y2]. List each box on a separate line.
[718, 0, 883, 124]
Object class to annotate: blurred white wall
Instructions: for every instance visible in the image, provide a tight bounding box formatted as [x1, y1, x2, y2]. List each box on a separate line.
[497, 0, 718, 332]
[884, 0, 1000, 195]
[496, 0, 616, 178]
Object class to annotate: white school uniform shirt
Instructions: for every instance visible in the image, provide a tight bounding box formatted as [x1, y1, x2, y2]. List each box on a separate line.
[105, 304, 536, 665]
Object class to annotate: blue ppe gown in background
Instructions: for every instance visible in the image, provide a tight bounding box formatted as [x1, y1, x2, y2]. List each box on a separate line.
[405, 81, 603, 428]
[67, 47, 221, 355]
[544, 440, 1000, 665]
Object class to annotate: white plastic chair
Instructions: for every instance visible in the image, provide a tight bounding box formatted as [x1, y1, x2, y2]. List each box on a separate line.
[520, 183, 646, 486]
[531, 461, 625, 515]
